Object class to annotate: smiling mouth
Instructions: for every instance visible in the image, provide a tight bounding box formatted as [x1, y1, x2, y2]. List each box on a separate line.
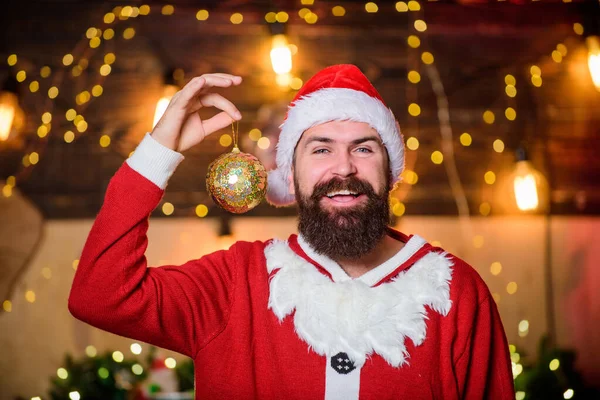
[322, 190, 366, 205]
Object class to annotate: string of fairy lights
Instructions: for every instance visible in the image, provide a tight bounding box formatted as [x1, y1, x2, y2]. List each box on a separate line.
[0, 2, 591, 399]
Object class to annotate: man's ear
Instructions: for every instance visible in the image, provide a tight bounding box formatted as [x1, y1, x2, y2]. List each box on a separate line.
[288, 168, 295, 196]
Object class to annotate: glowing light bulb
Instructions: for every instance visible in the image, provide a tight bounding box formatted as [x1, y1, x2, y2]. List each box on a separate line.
[153, 84, 179, 128]
[270, 34, 292, 75]
[586, 36, 600, 91]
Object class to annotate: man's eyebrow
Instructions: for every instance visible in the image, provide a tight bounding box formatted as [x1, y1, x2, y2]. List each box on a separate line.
[304, 136, 382, 147]
[304, 136, 334, 147]
[351, 136, 382, 145]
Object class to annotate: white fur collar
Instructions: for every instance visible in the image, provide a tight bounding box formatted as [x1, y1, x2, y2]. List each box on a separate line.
[265, 239, 453, 368]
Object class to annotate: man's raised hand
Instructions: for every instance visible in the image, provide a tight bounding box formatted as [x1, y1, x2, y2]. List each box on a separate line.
[151, 73, 242, 152]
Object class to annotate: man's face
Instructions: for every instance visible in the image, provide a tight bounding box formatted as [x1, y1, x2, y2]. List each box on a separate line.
[291, 120, 391, 259]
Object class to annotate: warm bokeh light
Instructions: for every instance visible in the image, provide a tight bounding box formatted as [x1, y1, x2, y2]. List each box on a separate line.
[64, 131, 75, 143]
[249, 128, 262, 141]
[162, 202, 174, 215]
[549, 358, 560, 371]
[99, 135, 111, 147]
[490, 261, 502, 275]
[557, 43, 567, 57]
[406, 137, 419, 150]
[104, 53, 116, 64]
[408, 70, 421, 83]
[104, 12, 115, 23]
[396, 1, 408, 12]
[132, 363, 144, 375]
[165, 357, 177, 368]
[89, 37, 101, 48]
[220, 134, 233, 147]
[196, 9, 209, 20]
[112, 351, 124, 362]
[505, 107, 516, 121]
[392, 202, 406, 217]
[100, 64, 111, 76]
[480, 202, 491, 216]
[408, 103, 421, 116]
[402, 170, 418, 185]
[505, 85, 517, 97]
[473, 235, 484, 249]
[459, 133, 472, 146]
[123, 27, 136, 40]
[483, 110, 495, 124]
[505, 74, 516, 86]
[40, 66, 51, 78]
[414, 20, 427, 32]
[518, 320, 529, 334]
[431, 151, 443, 164]
[493, 139, 505, 153]
[57, 368, 68, 379]
[130, 343, 142, 354]
[304, 12, 318, 24]
[365, 2, 378, 13]
[85, 345, 97, 357]
[407, 35, 420, 48]
[552, 50, 563, 63]
[408, 1, 421, 11]
[332, 6, 346, 16]
[196, 204, 209, 217]
[92, 85, 103, 97]
[257, 137, 271, 150]
[507, 282, 518, 294]
[421, 52, 434, 64]
[62, 54, 74, 66]
[290, 77, 303, 90]
[25, 290, 36, 302]
[230, 13, 243, 24]
[276, 12, 289, 23]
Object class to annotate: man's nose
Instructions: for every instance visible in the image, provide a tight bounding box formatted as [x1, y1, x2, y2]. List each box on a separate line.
[331, 151, 357, 178]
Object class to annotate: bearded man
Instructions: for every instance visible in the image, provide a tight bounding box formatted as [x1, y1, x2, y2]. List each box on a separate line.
[69, 65, 514, 399]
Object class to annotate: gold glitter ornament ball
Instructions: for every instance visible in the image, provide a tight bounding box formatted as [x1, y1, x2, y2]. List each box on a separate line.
[206, 149, 268, 214]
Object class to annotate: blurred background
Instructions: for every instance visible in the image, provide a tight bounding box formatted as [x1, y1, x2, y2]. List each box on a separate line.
[1, 0, 599, 399]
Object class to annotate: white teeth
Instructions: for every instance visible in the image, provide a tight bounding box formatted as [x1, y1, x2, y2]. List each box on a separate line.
[326, 190, 357, 197]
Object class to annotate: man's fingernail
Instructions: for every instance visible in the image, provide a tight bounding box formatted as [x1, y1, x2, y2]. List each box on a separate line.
[235, 111, 242, 119]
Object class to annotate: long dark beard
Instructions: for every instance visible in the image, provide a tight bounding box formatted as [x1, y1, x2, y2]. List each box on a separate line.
[296, 175, 391, 260]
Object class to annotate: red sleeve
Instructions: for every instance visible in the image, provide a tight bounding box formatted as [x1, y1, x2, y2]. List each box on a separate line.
[455, 295, 515, 399]
[68, 163, 237, 358]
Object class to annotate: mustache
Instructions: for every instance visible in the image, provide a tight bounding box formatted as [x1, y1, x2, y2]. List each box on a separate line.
[310, 177, 377, 200]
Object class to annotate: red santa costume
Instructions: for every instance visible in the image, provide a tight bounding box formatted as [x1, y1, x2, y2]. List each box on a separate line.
[69, 65, 514, 399]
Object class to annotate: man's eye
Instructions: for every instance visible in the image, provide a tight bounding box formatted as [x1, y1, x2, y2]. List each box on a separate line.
[313, 148, 330, 154]
[355, 147, 372, 153]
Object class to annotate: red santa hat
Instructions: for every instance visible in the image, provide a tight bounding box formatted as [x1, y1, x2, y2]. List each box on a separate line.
[266, 64, 404, 206]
